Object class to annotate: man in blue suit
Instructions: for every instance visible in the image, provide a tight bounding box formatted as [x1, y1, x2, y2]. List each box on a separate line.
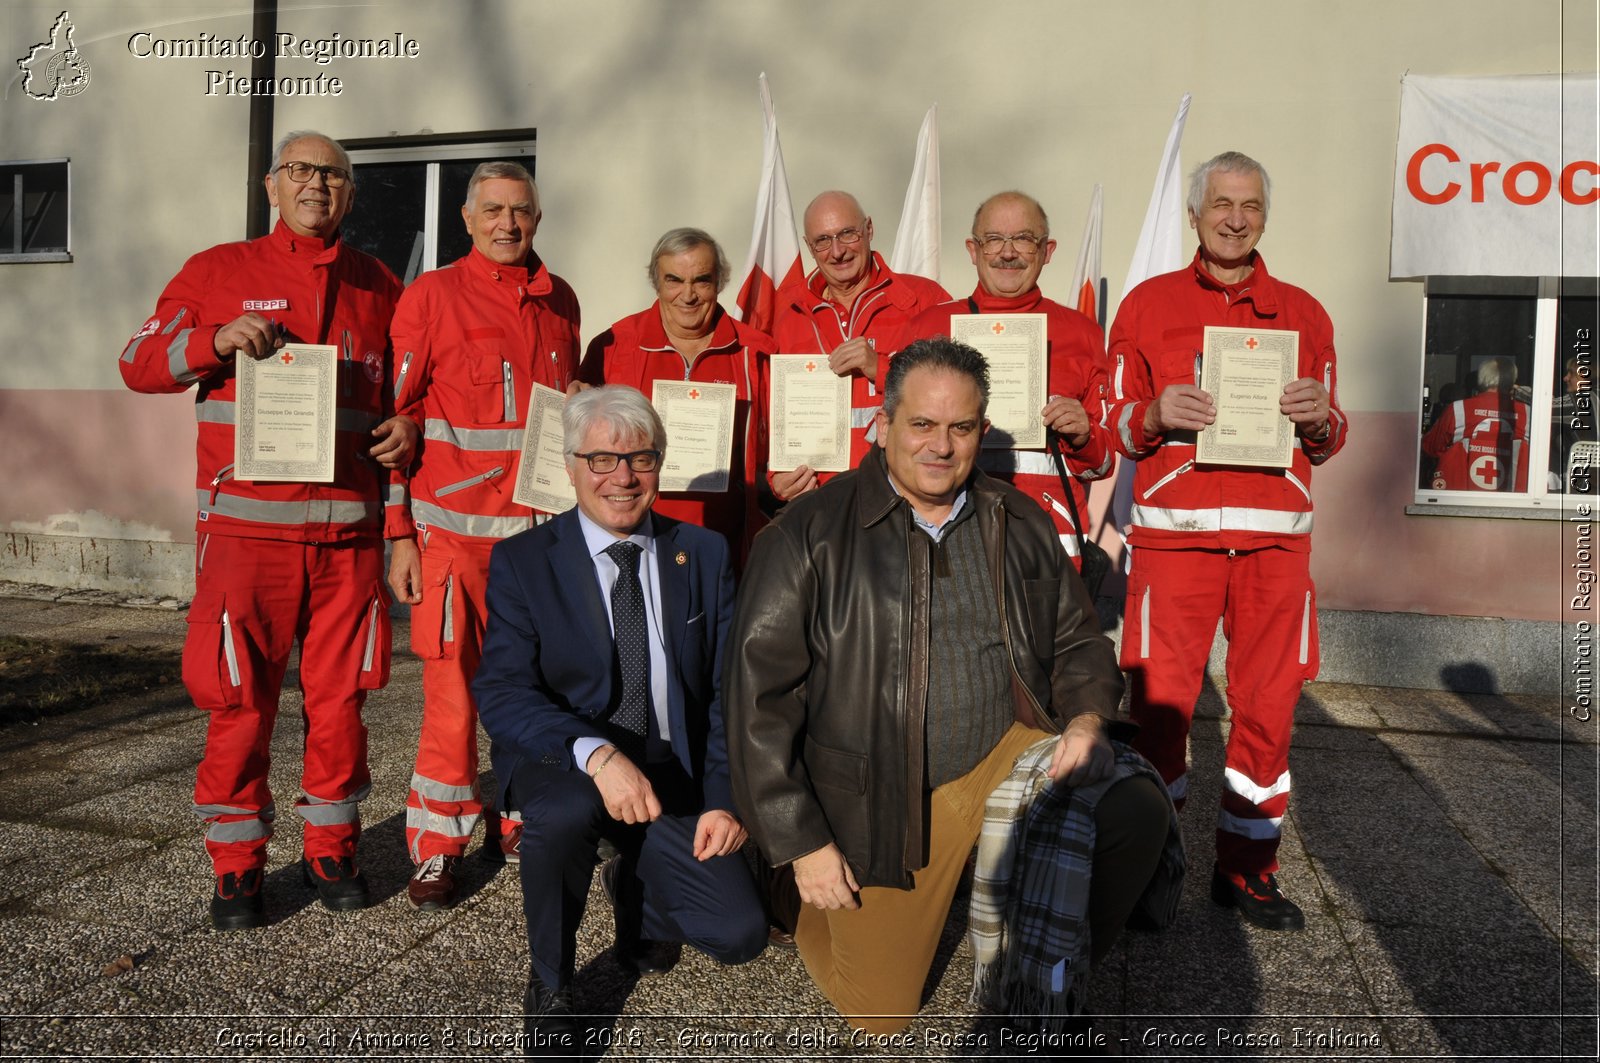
[474, 385, 765, 1051]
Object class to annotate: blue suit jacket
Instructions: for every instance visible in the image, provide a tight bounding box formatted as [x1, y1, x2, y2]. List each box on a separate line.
[474, 508, 738, 814]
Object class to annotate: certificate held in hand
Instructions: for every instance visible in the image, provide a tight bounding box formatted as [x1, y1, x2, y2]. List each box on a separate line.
[235, 343, 337, 483]
[948, 313, 1048, 449]
[651, 380, 737, 493]
[768, 354, 851, 473]
[1195, 326, 1298, 469]
[513, 382, 577, 513]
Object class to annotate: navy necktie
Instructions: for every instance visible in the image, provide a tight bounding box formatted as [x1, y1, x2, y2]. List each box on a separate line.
[604, 540, 650, 743]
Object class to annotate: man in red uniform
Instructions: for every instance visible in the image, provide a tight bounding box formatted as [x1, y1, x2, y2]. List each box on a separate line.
[120, 131, 415, 929]
[1105, 151, 1347, 930]
[1422, 358, 1530, 492]
[909, 192, 1115, 571]
[579, 228, 774, 552]
[769, 191, 949, 499]
[386, 161, 583, 909]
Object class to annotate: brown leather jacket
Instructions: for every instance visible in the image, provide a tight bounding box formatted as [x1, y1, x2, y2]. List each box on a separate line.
[725, 447, 1125, 889]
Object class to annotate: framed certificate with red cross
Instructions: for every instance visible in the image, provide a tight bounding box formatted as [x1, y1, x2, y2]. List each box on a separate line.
[1197, 326, 1298, 468]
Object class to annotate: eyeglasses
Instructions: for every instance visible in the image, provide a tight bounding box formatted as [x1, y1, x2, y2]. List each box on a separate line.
[573, 449, 662, 474]
[807, 227, 865, 254]
[274, 161, 353, 188]
[973, 233, 1045, 255]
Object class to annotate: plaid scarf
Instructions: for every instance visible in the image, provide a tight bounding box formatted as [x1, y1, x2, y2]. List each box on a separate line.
[969, 737, 1185, 1027]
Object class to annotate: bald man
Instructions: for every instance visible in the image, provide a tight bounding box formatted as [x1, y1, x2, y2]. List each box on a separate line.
[770, 191, 949, 499]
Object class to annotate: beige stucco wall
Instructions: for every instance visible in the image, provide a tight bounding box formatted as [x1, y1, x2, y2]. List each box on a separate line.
[1, 0, 1594, 623]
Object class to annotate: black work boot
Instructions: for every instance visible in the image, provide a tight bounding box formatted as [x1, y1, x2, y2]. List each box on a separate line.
[210, 868, 265, 930]
[301, 854, 371, 911]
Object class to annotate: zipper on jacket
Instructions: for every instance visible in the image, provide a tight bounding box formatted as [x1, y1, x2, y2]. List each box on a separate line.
[208, 464, 236, 506]
[1144, 459, 1194, 499]
[1113, 352, 1126, 400]
[987, 501, 1059, 735]
[1040, 490, 1076, 531]
[341, 329, 353, 398]
[502, 361, 515, 422]
[1284, 469, 1311, 503]
[434, 466, 505, 497]
[395, 351, 413, 403]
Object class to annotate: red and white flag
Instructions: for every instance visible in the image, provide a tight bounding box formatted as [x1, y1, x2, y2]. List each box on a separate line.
[732, 73, 804, 335]
[888, 103, 941, 283]
[1067, 183, 1103, 323]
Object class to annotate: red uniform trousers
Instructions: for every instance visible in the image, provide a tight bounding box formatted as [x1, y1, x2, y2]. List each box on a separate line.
[1119, 545, 1318, 877]
[185, 535, 389, 877]
[405, 533, 520, 861]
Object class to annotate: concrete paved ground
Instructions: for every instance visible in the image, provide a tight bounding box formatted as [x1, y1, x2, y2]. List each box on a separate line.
[0, 587, 1594, 1060]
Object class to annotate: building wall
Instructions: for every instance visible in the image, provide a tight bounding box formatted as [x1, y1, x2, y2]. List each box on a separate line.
[1, 0, 1593, 637]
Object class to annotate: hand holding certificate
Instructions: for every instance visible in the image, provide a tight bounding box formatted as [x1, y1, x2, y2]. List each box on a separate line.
[513, 383, 577, 513]
[235, 343, 337, 483]
[1195, 326, 1298, 468]
[651, 380, 736, 493]
[769, 355, 851, 473]
[949, 314, 1047, 449]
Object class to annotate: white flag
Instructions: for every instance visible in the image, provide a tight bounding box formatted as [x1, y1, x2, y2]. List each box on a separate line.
[888, 103, 941, 282]
[1118, 91, 1192, 302]
[1067, 184, 1103, 323]
[732, 73, 804, 335]
[1106, 92, 1194, 550]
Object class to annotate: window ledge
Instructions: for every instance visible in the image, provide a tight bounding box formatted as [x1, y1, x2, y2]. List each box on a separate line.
[0, 252, 72, 264]
[1405, 501, 1590, 521]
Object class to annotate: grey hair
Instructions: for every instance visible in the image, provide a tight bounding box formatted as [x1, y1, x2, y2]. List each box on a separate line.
[882, 336, 990, 421]
[465, 161, 538, 210]
[970, 191, 1049, 239]
[269, 130, 351, 181]
[563, 385, 667, 459]
[1187, 151, 1272, 220]
[1477, 357, 1518, 392]
[647, 227, 731, 293]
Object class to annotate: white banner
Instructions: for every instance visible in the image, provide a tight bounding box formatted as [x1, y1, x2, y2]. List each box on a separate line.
[1391, 73, 1597, 278]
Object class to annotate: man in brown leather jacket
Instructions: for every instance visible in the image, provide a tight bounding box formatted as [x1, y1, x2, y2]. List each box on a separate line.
[726, 337, 1172, 1034]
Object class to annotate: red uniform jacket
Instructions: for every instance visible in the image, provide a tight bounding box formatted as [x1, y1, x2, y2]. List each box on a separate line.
[391, 248, 582, 543]
[1105, 250, 1347, 552]
[119, 221, 404, 543]
[1423, 391, 1529, 492]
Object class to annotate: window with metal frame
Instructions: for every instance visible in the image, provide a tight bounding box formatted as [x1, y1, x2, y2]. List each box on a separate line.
[1413, 276, 1598, 514]
[340, 131, 536, 284]
[0, 159, 70, 262]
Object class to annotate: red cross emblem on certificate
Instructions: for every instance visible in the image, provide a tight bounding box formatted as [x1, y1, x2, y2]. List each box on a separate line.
[804, 361, 818, 372]
[687, 388, 701, 400]
[279, 351, 295, 365]
[1245, 336, 1259, 349]
[991, 321, 1007, 335]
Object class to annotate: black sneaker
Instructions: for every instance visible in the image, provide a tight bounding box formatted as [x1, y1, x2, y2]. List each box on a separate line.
[210, 868, 265, 930]
[1211, 865, 1305, 931]
[301, 854, 371, 912]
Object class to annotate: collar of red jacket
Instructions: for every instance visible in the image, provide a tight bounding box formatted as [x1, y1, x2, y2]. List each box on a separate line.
[801, 250, 892, 307]
[639, 300, 741, 354]
[1188, 248, 1279, 313]
[269, 219, 341, 266]
[460, 246, 554, 296]
[965, 285, 1046, 314]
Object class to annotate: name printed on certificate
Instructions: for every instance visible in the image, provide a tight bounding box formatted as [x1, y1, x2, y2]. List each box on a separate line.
[768, 354, 851, 473]
[949, 314, 1048, 449]
[513, 382, 577, 513]
[235, 343, 338, 483]
[1196, 326, 1299, 469]
[651, 380, 736, 494]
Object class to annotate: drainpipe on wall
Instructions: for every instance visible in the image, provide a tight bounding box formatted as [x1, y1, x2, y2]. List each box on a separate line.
[245, 0, 278, 238]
